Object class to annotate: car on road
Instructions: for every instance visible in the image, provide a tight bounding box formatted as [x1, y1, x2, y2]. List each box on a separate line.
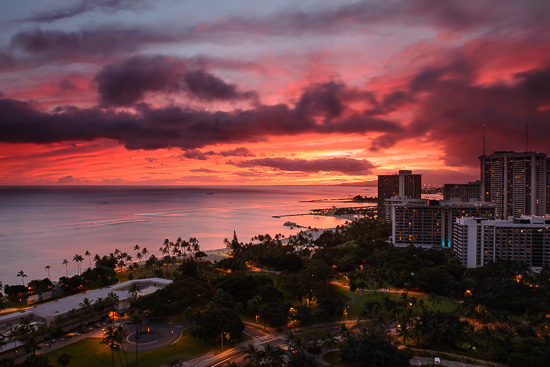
[434, 357, 441, 364]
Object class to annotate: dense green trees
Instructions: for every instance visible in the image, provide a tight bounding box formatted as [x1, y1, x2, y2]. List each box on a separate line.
[191, 290, 244, 345]
[4, 215, 549, 366]
[135, 277, 213, 316]
[340, 325, 411, 367]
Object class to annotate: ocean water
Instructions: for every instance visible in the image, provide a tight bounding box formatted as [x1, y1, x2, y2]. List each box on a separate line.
[0, 185, 375, 285]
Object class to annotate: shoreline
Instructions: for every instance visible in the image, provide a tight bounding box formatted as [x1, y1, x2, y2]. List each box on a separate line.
[1, 186, 376, 285]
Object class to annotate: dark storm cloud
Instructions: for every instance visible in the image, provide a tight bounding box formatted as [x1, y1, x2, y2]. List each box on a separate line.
[516, 68, 550, 98]
[219, 147, 255, 157]
[370, 62, 550, 167]
[9, 29, 170, 61]
[22, 0, 145, 23]
[183, 149, 207, 160]
[183, 70, 258, 102]
[0, 78, 402, 151]
[295, 82, 345, 120]
[228, 157, 377, 175]
[94, 56, 258, 106]
[94, 55, 187, 106]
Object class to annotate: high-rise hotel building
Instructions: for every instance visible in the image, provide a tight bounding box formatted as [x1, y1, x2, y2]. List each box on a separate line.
[390, 199, 495, 249]
[443, 181, 481, 202]
[378, 170, 422, 219]
[480, 151, 548, 219]
[452, 216, 550, 268]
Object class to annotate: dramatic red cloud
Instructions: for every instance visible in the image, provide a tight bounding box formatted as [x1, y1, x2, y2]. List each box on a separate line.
[1, 1, 550, 185]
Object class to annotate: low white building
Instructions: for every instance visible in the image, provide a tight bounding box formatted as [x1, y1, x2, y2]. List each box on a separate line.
[0, 278, 172, 343]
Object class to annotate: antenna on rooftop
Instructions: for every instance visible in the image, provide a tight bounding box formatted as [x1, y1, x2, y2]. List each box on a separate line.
[482, 124, 486, 156]
[525, 121, 529, 152]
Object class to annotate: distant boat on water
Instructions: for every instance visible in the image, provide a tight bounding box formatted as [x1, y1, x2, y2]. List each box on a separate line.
[206, 192, 215, 195]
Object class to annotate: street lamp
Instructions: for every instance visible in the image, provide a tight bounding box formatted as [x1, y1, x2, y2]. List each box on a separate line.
[343, 306, 349, 324]
[171, 330, 174, 345]
[221, 331, 226, 351]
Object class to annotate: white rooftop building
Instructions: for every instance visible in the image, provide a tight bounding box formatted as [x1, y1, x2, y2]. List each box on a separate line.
[0, 278, 172, 339]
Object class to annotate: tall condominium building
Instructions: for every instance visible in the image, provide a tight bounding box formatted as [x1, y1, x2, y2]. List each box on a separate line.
[480, 151, 548, 219]
[452, 216, 550, 268]
[443, 181, 481, 202]
[390, 199, 495, 249]
[547, 158, 550, 217]
[378, 170, 421, 218]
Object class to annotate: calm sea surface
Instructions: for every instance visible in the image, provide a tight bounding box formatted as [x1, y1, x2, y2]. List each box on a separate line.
[0, 185, 375, 285]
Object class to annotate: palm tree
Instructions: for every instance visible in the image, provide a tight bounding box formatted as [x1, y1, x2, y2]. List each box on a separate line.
[116, 325, 129, 367]
[128, 283, 142, 300]
[397, 317, 412, 347]
[57, 352, 72, 367]
[116, 259, 126, 282]
[0, 333, 6, 352]
[428, 293, 441, 311]
[79, 297, 92, 325]
[62, 259, 69, 277]
[243, 344, 261, 366]
[146, 254, 158, 277]
[260, 343, 285, 366]
[68, 308, 78, 331]
[17, 270, 28, 286]
[130, 313, 143, 365]
[106, 292, 119, 319]
[102, 325, 129, 367]
[45, 265, 51, 280]
[357, 279, 367, 307]
[160, 238, 171, 258]
[101, 326, 119, 367]
[85, 250, 92, 269]
[73, 254, 84, 275]
[16, 317, 34, 356]
[188, 237, 200, 257]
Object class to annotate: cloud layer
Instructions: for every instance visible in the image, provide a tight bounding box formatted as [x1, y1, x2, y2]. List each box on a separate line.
[228, 157, 377, 175]
[2, 0, 550, 184]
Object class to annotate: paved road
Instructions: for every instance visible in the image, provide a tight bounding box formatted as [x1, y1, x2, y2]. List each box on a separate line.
[410, 356, 491, 366]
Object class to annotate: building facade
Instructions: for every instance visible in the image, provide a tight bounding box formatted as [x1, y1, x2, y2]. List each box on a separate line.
[443, 181, 481, 202]
[378, 170, 421, 218]
[452, 216, 550, 268]
[480, 151, 548, 219]
[390, 199, 495, 249]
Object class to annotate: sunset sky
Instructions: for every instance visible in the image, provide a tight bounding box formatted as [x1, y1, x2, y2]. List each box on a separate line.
[1, 0, 550, 185]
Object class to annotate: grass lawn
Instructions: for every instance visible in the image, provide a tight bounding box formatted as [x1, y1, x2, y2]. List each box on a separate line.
[335, 284, 457, 319]
[1, 300, 25, 309]
[322, 351, 356, 366]
[43, 329, 211, 367]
